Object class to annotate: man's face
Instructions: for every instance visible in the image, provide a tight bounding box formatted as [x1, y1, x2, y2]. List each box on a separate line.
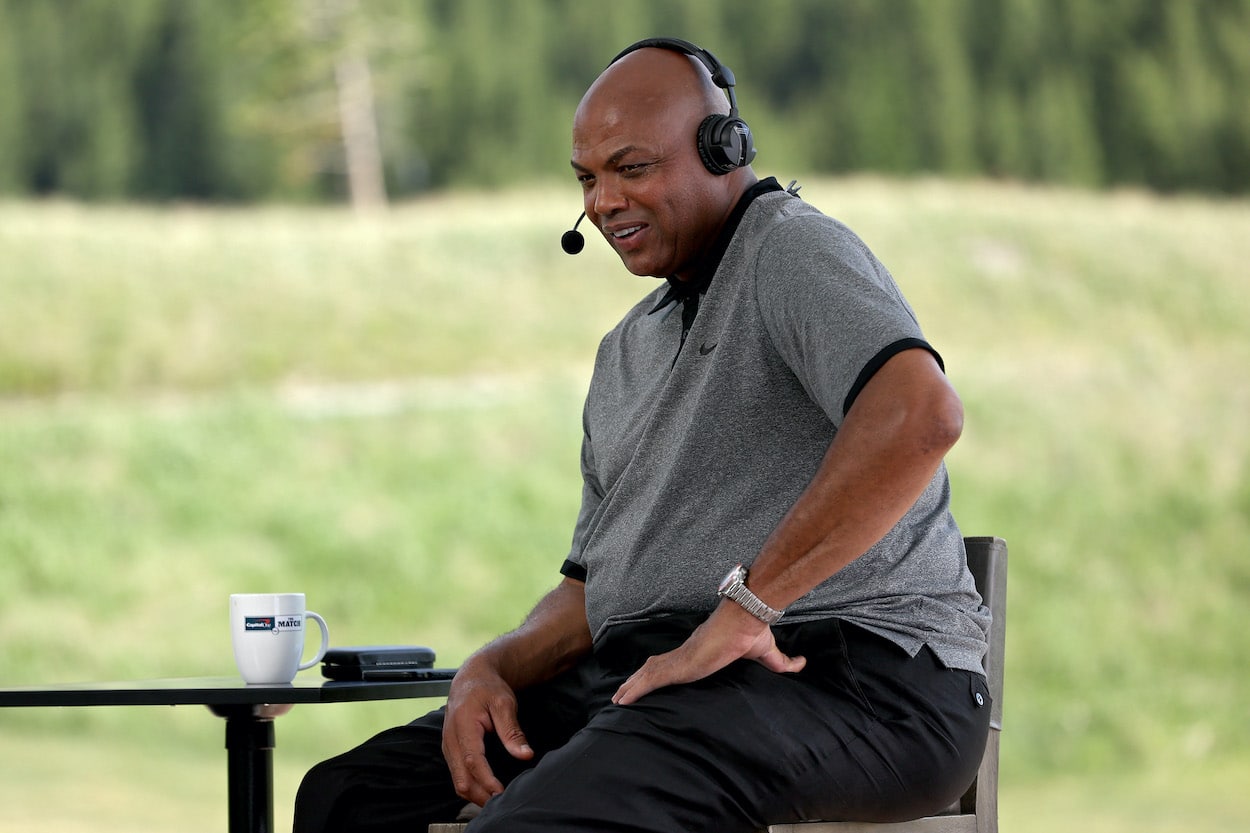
[571, 67, 732, 281]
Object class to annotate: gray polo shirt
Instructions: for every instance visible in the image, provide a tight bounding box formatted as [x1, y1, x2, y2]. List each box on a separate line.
[563, 186, 990, 673]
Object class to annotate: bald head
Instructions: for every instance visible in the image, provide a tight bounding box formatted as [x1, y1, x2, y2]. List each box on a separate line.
[576, 47, 730, 136]
[569, 45, 757, 281]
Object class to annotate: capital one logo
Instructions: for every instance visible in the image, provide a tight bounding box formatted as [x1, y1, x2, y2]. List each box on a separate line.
[244, 614, 303, 633]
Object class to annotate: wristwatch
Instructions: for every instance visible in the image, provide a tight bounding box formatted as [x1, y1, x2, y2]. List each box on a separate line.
[717, 564, 784, 625]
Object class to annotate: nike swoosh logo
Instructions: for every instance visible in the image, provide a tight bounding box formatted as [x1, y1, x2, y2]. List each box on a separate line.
[699, 342, 717, 356]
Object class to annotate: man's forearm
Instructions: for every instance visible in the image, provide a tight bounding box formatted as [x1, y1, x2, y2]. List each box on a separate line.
[748, 348, 963, 610]
[463, 577, 593, 691]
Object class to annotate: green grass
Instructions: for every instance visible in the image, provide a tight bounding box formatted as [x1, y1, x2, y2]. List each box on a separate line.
[1, 178, 1248, 831]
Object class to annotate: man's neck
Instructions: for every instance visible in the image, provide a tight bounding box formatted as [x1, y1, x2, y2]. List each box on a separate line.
[673, 175, 760, 285]
[671, 175, 780, 288]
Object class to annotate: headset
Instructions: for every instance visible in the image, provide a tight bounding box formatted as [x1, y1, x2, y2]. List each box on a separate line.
[608, 37, 757, 176]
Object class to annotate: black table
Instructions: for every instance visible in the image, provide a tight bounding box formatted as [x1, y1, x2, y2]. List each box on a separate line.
[0, 675, 453, 833]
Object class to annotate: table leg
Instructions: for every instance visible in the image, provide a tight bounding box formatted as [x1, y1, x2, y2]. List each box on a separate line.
[210, 704, 280, 833]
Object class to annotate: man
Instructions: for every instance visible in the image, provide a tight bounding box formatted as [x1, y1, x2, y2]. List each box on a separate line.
[294, 38, 991, 833]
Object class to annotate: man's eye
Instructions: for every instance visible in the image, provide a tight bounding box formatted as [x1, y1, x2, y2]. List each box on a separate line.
[620, 163, 648, 176]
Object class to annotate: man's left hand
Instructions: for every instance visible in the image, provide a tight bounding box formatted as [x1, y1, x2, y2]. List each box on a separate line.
[611, 602, 806, 705]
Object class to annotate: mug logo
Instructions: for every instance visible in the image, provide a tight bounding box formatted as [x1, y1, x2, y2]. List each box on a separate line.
[244, 615, 303, 633]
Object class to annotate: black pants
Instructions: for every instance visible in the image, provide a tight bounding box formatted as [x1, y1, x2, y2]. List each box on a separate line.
[293, 617, 990, 833]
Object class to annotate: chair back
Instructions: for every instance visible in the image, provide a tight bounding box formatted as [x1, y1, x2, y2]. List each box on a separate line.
[955, 535, 1008, 831]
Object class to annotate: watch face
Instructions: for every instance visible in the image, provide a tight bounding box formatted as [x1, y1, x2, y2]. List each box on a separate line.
[718, 565, 744, 594]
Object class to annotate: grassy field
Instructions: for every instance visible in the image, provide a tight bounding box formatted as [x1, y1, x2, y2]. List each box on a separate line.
[1, 177, 1247, 832]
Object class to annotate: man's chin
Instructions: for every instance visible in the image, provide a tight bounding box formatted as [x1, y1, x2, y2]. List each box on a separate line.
[616, 253, 669, 280]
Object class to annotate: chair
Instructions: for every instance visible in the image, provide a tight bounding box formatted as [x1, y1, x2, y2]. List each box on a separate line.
[431, 536, 1007, 833]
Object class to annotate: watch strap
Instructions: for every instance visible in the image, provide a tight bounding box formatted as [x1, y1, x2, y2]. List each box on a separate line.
[719, 568, 784, 625]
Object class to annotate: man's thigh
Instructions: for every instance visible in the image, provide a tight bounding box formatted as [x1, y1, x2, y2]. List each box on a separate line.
[293, 665, 594, 833]
[468, 660, 874, 832]
[468, 623, 989, 832]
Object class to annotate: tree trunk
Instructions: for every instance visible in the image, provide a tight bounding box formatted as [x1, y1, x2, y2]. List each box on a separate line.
[334, 50, 387, 211]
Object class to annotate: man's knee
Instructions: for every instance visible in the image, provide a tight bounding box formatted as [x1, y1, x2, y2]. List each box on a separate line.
[293, 757, 352, 833]
[297, 756, 341, 796]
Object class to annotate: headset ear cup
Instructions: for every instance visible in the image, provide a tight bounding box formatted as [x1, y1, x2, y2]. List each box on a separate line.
[726, 117, 756, 168]
[696, 114, 756, 175]
[696, 115, 727, 174]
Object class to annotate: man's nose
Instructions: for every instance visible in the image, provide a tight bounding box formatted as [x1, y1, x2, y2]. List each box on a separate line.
[592, 178, 627, 216]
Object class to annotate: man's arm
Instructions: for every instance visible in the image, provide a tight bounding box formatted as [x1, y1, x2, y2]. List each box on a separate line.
[613, 348, 962, 705]
[443, 576, 592, 806]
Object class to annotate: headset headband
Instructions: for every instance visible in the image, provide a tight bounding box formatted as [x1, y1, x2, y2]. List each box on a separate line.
[608, 37, 743, 120]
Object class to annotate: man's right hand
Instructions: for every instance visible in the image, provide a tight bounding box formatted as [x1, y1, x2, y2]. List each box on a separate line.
[438, 577, 592, 806]
[441, 658, 535, 807]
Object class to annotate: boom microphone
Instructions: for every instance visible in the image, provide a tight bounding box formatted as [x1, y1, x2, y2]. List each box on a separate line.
[561, 212, 586, 255]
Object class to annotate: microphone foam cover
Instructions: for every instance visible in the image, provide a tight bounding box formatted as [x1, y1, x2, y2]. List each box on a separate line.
[561, 229, 585, 255]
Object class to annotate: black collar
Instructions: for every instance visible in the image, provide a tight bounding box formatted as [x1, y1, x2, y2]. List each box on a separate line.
[648, 177, 785, 315]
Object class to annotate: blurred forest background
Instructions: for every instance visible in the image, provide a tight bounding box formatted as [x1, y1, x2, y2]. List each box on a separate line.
[1, 0, 1249, 203]
[1, 1, 1248, 832]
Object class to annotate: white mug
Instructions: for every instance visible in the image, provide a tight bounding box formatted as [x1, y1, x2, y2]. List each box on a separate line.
[229, 593, 330, 684]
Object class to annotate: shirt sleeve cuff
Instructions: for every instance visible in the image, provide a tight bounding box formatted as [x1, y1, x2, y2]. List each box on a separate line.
[842, 338, 944, 416]
[560, 559, 588, 582]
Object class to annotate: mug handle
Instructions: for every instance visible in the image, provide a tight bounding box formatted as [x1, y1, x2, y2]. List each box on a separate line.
[298, 611, 331, 671]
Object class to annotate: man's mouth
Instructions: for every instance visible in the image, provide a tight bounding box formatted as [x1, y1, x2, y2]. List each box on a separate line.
[611, 225, 643, 240]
